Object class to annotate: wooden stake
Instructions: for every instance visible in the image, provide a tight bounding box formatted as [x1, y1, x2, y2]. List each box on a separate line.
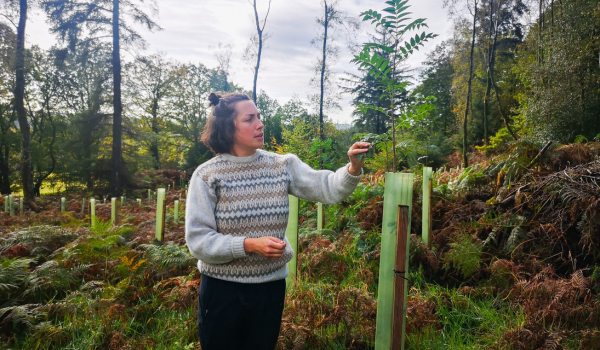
[428, 179, 433, 248]
[285, 195, 299, 288]
[156, 188, 166, 241]
[317, 202, 324, 230]
[375, 173, 413, 350]
[392, 205, 410, 349]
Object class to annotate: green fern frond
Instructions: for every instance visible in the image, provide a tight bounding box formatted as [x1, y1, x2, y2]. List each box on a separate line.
[0, 304, 46, 331]
[0, 226, 78, 257]
[0, 257, 34, 300]
[138, 243, 195, 271]
[22, 260, 90, 301]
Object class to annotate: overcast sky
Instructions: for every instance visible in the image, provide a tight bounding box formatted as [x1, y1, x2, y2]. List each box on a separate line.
[22, 0, 453, 124]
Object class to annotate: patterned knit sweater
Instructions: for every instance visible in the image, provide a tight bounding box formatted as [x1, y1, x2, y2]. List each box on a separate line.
[185, 149, 362, 283]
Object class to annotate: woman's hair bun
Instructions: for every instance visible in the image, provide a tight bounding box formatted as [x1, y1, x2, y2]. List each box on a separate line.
[208, 92, 221, 107]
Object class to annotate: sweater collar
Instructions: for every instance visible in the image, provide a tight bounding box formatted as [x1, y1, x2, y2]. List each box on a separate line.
[220, 149, 262, 163]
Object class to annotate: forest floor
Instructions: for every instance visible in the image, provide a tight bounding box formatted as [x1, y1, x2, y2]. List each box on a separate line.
[1, 142, 599, 349]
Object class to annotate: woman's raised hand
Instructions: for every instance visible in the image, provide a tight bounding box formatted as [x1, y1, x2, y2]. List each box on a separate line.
[347, 142, 371, 175]
[244, 237, 287, 260]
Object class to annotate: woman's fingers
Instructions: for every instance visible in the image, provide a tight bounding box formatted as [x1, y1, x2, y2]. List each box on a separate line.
[249, 236, 286, 260]
[348, 142, 371, 171]
[265, 239, 285, 260]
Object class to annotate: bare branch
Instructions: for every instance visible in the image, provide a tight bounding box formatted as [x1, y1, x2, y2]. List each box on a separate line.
[260, 0, 272, 32]
[0, 13, 18, 29]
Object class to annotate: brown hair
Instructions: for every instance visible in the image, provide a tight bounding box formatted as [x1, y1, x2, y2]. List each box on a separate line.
[201, 92, 251, 154]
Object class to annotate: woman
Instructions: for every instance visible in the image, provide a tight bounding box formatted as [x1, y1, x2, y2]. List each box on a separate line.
[185, 92, 370, 350]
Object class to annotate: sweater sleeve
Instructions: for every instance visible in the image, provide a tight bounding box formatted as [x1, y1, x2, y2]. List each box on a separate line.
[286, 154, 363, 204]
[185, 172, 248, 264]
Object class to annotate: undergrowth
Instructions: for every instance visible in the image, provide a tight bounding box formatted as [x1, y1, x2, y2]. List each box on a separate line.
[1, 142, 599, 349]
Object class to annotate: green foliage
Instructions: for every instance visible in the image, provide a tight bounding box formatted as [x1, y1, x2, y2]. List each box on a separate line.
[451, 164, 487, 195]
[0, 304, 47, 335]
[406, 285, 523, 349]
[0, 226, 78, 257]
[351, 0, 437, 169]
[22, 260, 89, 302]
[476, 127, 513, 155]
[574, 135, 588, 144]
[137, 242, 196, 273]
[517, 0, 600, 143]
[275, 112, 352, 170]
[57, 218, 131, 268]
[354, 132, 389, 161]
[0, 258, 33, 301]
[309, 138, 333, 169]
[444, 234, 483, 278]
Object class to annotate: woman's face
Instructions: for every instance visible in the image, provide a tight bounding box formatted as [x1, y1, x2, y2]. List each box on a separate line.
[230, 100, 264, 156]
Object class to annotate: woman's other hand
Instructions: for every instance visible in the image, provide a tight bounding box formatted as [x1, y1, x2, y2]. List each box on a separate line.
[244, 237, 287, 260]
[347, 142, 371, 175]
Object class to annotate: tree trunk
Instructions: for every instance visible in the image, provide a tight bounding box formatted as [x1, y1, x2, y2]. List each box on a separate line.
[110, 0, 123, 194]
[251, 0, 267, 104]
[462, 0, 478, 168]
[483, 0, 495, 147]
[34, 105, 57, 196]
[489, 12, 517, 142]
[538, 0, 544, 65]
[319, 2, 329, 143]
[0, 145, 10, 194]
[150, 95, 161, 169]
[15, 0, 34, 203]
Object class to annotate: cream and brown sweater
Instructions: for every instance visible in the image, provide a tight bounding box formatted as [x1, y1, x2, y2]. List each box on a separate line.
[184, 149, 362, 283]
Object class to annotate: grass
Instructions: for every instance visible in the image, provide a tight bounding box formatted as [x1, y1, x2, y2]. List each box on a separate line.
[2, 168, 599, 349]
[405, 285, 525, 349]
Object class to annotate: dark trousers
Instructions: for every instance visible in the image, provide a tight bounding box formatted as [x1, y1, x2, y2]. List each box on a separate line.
[197, 275, 286, 350]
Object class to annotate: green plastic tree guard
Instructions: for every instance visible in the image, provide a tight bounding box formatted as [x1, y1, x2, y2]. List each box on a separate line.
[121, 196, 125, 206]
[81, 198, 86, 214]
[317, 202, 324, 230]
[422, 167, 433, 246]
[155, 188, 166, 241]
[137, 198, 142, 207]
[375, 172, 413, 350]
[148, 189, 151, 201]
[90, 198, 96, 226]
[9, 194, 14, 217]
[19, 198, 23, 215]
[174, 200, 179, 224]
[285, 195, 299, 288]
[60, 197, 66, 213]
[111, 197, 117, 224]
